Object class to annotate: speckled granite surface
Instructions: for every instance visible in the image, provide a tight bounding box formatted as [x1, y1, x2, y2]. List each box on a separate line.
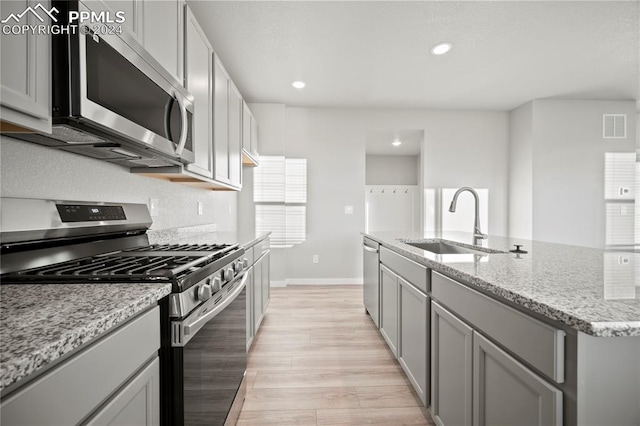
[365, 231, 640, 337]
[148, 226, 270, 249]
[0, 283, 171, 392]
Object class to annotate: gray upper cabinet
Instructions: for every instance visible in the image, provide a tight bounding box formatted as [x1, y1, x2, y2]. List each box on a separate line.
[242, 101, 259, 166]
[0, 0, 52, 133]
[85, 0, 144, 44]
[228, 81, 243, 189]
[473, 332, 562, 426]
[398, 277, 429, 406]
[213, 55, 242, 189]
[431, 301, 473, 426]
[213, 55, 230, 185]
[143, 0, 184, 83]
[380, 264, 400, 357]
[184, 6, 213, 179]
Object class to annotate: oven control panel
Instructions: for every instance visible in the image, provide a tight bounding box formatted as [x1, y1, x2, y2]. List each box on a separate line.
[56, 204, 127, 222]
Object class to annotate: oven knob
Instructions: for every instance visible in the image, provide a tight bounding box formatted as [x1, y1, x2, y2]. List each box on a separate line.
[234, 260, 244, 273]
[225, 268, 235, 281]
[211, 277, 222, 292]
[197, 284, 212, 302]
[242, 258, 249, 268]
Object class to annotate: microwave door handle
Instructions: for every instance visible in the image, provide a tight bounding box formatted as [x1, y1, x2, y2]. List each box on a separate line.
[164, 98, 174, 141]
[174, 94, 188, 155]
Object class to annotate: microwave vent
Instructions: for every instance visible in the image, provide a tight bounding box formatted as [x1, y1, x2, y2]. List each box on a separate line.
[52, 125, 108, 144]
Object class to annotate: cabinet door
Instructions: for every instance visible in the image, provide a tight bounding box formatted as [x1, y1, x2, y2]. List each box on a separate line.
[213, 56, 230, 184]
[380, 265, 399, 357]
[228, 82, 243, 188]
[246, 266, 254, 351]
[143, 0, 183, 83]
[261, 251, 270, 313]
[184, 7, 213, 178]
[0, 0, 51, 133]
[253, 256, 264, 332]
[250, 115, 259, 160]
[86, 0, 144, 43]
[242, 102, 252, 154]
[431, 301, 473, 426]
[399, 278, 429, 406]
[85, 357, 160, 426]
[473, 332, 562, 426]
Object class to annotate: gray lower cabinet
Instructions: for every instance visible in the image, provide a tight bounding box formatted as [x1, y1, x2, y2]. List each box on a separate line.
[0, 0, 51, 133]
[246, 264, 255, 350]
[431, 301, 473, 426]
[379, 264, 399, 357]
[85, 357, 160, 426]
[253, 254, 264, 332]
[261, 251, 270, 313]
[398, 277, 429, 406]
[473, 331, 562, 426]
[0, 307, 160, 425]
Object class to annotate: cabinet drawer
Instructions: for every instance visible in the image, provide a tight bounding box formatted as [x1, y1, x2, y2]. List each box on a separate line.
[432, 272, 565, 383]
[254, 237, 270, 258]
[1, 307, 160, 425]
[243, 246, 255, 267]
[380, 247, 429, 293]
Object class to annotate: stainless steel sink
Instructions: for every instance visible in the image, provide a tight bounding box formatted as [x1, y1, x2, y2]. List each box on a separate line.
[403, 240, 504, 255]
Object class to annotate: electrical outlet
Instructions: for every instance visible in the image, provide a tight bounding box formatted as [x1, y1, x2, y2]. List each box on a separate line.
[344, 206, 353, 215]
[313, 255, 319, 264]
[148, 198, 159, 217]
[197, 201, 203, 216]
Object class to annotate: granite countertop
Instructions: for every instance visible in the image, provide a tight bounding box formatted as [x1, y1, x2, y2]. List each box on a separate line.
[147, 224, 270, 249]
[365, 231, 640, 337]
[0, 283, 171, 392]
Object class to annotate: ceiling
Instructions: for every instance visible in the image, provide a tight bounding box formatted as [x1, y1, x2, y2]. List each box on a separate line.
[366, 129, 423, 156]
[187, 1, 639, 111]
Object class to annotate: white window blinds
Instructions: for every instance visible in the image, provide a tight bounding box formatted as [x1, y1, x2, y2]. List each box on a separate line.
[254, 156, 307, 248]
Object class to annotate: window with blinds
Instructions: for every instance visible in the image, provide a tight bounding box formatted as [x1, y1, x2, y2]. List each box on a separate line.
[254, 156, 307, 248]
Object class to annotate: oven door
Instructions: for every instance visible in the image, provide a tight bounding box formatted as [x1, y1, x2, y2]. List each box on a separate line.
[62, 2, 195, 164]
[170, 272, 248, 426]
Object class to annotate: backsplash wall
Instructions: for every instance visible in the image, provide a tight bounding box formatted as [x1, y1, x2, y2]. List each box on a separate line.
[0, 137, 238, 231]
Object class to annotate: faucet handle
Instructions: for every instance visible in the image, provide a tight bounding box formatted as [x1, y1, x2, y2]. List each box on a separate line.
[510, 244, 528, 254]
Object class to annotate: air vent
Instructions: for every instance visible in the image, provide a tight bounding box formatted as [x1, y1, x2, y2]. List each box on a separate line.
[602, 114, 627, 139]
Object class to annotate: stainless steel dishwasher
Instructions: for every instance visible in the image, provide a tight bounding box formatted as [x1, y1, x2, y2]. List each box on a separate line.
[363, 237, 380, 327]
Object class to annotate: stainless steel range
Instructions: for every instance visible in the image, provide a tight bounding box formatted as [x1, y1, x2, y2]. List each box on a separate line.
[0, 198, 248, 426]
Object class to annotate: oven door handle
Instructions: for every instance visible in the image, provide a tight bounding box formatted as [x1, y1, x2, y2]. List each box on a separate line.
[183, 272, 248, 337]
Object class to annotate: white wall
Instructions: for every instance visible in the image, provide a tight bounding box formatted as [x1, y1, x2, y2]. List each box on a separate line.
[365, 155, 419, 185]
[1, 136, 238, 231]
[239, 105, 510, 283]
[508, 99, 637, 248]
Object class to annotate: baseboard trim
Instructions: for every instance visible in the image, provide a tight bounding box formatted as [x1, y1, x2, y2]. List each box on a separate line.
[270, 280, 288, 287]
[285, 278, 364, 286]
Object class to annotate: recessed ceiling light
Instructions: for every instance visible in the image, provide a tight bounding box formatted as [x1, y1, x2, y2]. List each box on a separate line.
[431, 42, 453, 55]
[392, 138, 402, 147]
[292, 81, 306, 89]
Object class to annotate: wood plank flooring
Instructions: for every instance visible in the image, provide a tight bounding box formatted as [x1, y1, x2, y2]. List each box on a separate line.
[238, 285, 435, 425]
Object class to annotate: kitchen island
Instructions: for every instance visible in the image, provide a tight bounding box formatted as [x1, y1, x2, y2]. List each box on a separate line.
[364, 230, 640, 426]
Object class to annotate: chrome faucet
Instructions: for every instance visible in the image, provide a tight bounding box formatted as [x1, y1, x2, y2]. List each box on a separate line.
[448, 187, 487, 241]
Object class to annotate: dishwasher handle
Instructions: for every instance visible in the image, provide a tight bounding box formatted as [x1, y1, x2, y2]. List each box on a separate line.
[363, 244, 379, 253]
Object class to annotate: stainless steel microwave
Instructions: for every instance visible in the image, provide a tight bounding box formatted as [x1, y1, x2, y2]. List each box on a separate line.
[11, 0, 195, 168]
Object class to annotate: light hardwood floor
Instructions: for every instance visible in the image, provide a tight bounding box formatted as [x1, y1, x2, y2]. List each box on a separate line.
[238, 285, 435, 425]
